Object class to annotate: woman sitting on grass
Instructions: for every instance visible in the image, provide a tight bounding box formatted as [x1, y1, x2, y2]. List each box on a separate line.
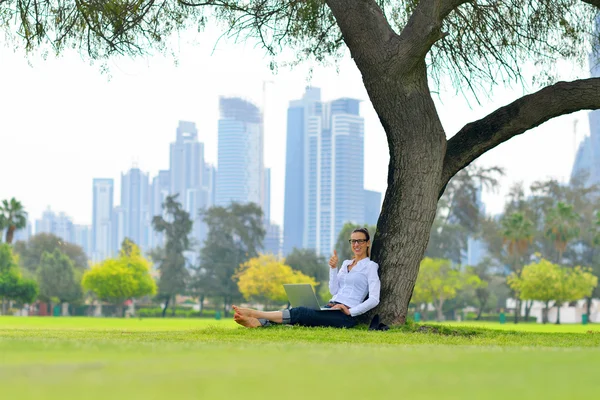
[233, 227, 380, 328]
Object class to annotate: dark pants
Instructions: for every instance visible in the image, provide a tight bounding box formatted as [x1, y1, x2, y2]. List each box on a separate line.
[285, 307, 357, 328]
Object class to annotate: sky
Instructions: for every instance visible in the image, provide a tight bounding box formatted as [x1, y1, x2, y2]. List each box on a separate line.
[0, 24, 593, 229]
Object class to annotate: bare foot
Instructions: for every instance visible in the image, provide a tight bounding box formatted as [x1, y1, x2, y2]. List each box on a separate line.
[233, 312, 262, 328]
[232, 305, 254, 318]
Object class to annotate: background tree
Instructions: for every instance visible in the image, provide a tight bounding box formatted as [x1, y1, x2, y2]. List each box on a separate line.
[334, 223, 376, 263]
[544, 202, 580, 263]
[151, 195, 192, 317]
[285, 248, 328, 284]
[82, 241, 157, 317]
[501, 211, 535, 323]
[0, 198, 27, 244]
[426, 164, 503, 263]
[0, 243, 38, 314]
[37, 249, 82, 314]
[13, 233, 88, 275]
[4, 0, 600, 323]
[194, 202, 265, 315]
[413, 257, 485, 321]
[236, 254, 317, 308]
[508, 259, 597, 324]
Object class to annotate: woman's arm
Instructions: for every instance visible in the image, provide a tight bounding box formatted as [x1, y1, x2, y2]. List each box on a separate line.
[329, 261, 344, 295]
[349, 263, 380, 317]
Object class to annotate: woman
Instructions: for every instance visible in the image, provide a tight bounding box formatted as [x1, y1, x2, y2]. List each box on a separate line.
[233, 227, 380, 328]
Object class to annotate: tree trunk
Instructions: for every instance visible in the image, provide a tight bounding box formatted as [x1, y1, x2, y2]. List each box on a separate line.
[199, 294, 205, 315]
[367, 65, 446, 325]
[161, 296, 170, 318]
[435, 300, 445, 321]
[117, 304, 124, 318]
[1, 297, 6, 315]
[5, 225, 15, 244]
[524, 300, 533, 321]
[556, 303, 561, 325]
[171, 296, 176, 317]
[544, 302, 550, 324]
[476, 306, 484, 321]
[586, 296, 592, 323]
[513, 299, 520, 324]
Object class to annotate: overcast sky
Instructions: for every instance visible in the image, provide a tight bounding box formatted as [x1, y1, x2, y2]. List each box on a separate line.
[0, 26, 593, 229]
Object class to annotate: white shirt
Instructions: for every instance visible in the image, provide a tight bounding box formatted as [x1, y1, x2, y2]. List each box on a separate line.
[329, 258, 380, 317]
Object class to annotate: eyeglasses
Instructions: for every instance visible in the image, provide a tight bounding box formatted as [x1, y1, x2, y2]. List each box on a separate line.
[348, 239, 367, 245]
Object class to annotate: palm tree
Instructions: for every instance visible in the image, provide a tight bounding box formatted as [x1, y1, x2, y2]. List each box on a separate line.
[544, 202, 580, 264]
[0, 198, 27, 244]
[501, 212, 535, 323]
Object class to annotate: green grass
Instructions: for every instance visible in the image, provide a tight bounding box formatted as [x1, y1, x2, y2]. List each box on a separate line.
[2, 317, 600, 400]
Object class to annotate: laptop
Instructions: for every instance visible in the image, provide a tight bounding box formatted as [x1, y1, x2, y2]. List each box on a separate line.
[283, 284, 338, 311]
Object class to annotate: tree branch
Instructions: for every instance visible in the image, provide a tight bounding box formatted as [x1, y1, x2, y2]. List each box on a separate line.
[396, 0, 470, 71]
[324, 0, 399, 72]
[442, 78, 600, 190]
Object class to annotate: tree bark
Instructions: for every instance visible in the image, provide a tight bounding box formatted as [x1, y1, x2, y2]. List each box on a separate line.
[513, 299, 520, 324]
[556, 303, 562, 325]
[161, 296, 170, 318]
[587, 296, 592, 323]
[5, 225, 15, 244]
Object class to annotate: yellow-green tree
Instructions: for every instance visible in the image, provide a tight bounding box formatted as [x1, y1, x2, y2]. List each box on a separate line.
[413, 257, 485, 321]
[82, 242, 156, 317]
[236, 254, 317, 308]
[508, 259, 597, 324]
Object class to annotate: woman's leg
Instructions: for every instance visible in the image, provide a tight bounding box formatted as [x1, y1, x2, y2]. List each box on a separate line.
[233, 305, 284, 323]
[289, 307, 357, 328]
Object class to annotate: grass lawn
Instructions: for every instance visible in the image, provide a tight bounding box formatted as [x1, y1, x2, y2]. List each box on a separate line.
[1, 316, 600, 400]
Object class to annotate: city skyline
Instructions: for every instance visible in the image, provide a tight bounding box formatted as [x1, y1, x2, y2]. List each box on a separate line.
[0, 23, 594, 234]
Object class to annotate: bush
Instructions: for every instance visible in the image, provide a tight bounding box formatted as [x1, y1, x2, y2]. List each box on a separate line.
[135, 307, 219, 318]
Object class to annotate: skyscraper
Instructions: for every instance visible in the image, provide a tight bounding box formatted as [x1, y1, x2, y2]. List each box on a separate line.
[571, 14, 600, 186]
[169, 121, 209, 252]
[120, 167, 150, 250]
[92, 178, 114, 261]
[283, 87, 320, 255]
[216, 97, 264, 209]
[148, 170, 170, 249]
[283, 88, 366, 255]
[35, 208, 74, 243]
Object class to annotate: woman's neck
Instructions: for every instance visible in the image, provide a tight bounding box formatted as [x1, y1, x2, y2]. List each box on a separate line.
[354, 254, 368, 262]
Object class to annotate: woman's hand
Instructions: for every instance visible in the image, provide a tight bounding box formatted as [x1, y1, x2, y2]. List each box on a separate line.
[331, 304, 350, 315]
[328, 250, 338, 269]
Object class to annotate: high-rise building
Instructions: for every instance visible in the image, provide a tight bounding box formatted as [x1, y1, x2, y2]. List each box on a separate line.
[169, 121, 210, 254]
[35, 208, 74, 243]
[216, 97, 264, 209]
[283, 87, 320, 255]
[92, 178, 114, 261]
[73, 225, 92, 256]
[120, 167, 150, 250]
[571, 14, 600, 186]
[112, 206, 126, 254]
[170, 121, 204, 209]
[283, 88, 366, 255]
[364, 190, 382, 226]
[263, 223, 282, 257]
[148, 170, 170, 249]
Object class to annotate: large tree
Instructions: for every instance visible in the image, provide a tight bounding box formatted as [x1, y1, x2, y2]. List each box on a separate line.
[82, 240, 157, 317]
[0, 198, 27, 244]
[151, 195, 193, 317]
[0, 244, 38, 314]
[4, 0, 600, 324]
[37, 249, 83, 311]
[13, 233, 89, 275]
[194, 202, 265, 315]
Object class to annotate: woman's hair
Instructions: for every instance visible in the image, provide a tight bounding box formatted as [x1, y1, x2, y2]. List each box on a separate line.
[351, 227, 371, 258]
